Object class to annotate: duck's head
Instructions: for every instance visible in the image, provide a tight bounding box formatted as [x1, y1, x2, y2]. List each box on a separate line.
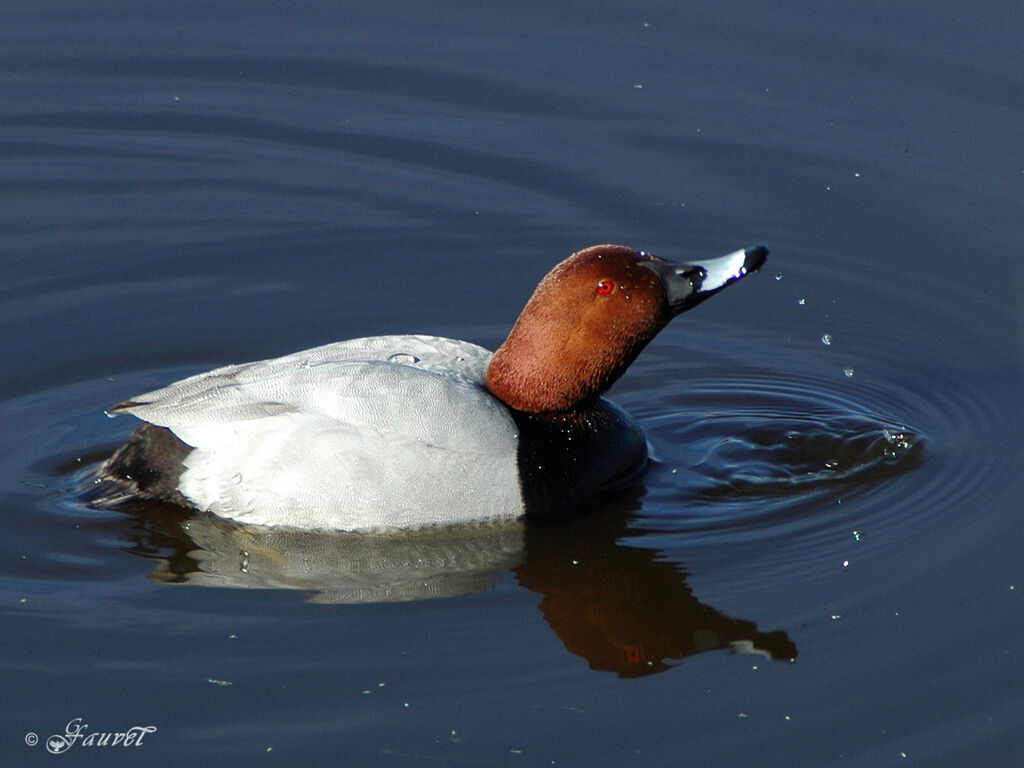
[486, 243, 767, 413]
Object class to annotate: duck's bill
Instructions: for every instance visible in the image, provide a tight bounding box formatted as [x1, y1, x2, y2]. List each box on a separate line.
[641, 245, 767, 315]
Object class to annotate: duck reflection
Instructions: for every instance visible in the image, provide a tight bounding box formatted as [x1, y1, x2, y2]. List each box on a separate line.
[516, 508, 796, 677]
[117, 501, 524, 603]
[113, 499, 796, 675]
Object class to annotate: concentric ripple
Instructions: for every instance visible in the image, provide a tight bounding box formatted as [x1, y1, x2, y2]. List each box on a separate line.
[649, 373, 925, 505]
[617, 340, 1011, 565]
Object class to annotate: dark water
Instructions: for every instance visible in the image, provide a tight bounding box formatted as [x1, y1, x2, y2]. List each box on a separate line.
[3, 1, 1022, 765]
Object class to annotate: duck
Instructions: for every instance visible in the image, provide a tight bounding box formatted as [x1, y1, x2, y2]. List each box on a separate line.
[97, 243, 766, 531]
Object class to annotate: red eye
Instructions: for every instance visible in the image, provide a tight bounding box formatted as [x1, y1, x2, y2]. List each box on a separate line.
[596, 279, 615, 296]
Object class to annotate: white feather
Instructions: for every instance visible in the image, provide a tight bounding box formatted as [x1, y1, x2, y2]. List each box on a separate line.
[115, 335, 522, 530]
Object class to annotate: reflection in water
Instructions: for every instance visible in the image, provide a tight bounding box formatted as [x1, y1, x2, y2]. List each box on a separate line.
[516, 509, 796, 677]
[115, 501, 524, 603]
[107, 497, 796, 676]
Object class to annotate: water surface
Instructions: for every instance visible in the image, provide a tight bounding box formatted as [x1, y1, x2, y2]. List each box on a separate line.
[2, 1, 1022, 766]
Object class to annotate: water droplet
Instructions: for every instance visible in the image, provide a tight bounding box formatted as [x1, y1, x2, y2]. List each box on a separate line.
[239, 551, 250, 573]
[798, 297, 806, 306]
[388, 353, 420, 364]
[821, 333, 833, 346]
[103, 410, 117, 419]
[843, 366, 855, 377]
[882, 428, 913, 456]
[853, 530, 862, 541]
[842, 559, 849, 568]
[773, 271, 783, 281]
[231, 472, 242, 485]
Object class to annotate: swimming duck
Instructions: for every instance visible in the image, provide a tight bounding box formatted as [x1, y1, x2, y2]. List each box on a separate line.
[99, 244, 766, 530]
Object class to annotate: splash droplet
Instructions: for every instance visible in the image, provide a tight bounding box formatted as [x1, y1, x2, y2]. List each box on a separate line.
[881, 428, 915, 457]
[774, 272, 783, 281]
[798, 297, 806, 306]
[821, 333, 833, 346]
[843, 367, 855, 377]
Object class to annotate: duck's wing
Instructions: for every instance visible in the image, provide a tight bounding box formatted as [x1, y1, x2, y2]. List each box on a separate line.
[108, 335, 504, 452]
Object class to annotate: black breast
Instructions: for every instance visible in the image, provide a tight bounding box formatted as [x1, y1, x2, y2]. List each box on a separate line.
[511, 398, 648, 515]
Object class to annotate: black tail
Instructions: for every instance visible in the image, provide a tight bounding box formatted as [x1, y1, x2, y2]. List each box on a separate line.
[94, 424, 194, 508]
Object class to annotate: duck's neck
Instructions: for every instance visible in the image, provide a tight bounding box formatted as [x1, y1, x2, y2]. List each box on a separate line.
[486, 317, 647, 414]
[486, 336, 591, 414]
